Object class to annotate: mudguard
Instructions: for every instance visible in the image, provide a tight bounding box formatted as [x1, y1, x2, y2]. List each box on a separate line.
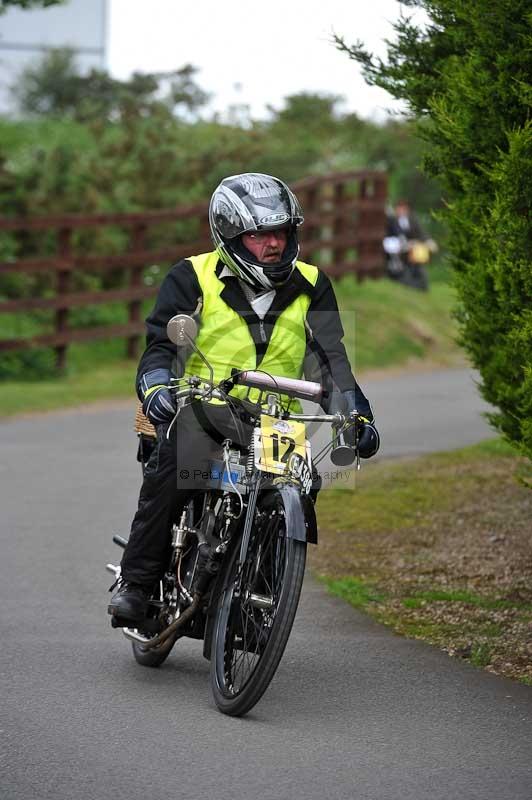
[261, 481, 318, 545]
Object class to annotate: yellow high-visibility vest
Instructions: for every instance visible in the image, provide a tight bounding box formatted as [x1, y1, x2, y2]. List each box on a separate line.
[185, 251, 319, 409]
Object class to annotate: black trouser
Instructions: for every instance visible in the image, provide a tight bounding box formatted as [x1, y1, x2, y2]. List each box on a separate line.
[121, 402, 253, 586]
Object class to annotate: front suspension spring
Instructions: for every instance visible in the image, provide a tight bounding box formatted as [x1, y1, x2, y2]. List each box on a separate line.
[246, 435, 255, 477]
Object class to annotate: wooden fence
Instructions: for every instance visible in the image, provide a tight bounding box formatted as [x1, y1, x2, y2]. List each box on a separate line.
[0, 169, 387, 369]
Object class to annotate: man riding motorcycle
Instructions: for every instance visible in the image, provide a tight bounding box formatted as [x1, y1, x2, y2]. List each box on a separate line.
[383, 199, 438, 291]
[108, 172, 380, 621]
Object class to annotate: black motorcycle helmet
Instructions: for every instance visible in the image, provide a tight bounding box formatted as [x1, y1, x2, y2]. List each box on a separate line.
[209, 172, 304, 290]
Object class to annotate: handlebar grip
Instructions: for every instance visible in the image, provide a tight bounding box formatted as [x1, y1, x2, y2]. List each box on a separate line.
[235, 370, 322, 402]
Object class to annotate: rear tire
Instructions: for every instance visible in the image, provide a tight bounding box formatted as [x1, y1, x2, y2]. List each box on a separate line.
[130, 498, 197, 668]
[210, 489, 307, 716]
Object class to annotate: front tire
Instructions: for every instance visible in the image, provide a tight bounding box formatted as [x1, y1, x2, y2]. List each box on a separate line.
[210, 489, 307, 716]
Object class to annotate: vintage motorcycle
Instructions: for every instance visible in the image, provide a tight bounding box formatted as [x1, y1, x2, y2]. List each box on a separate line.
[107, 314, 364, 717]
[384, 236, 437, 291]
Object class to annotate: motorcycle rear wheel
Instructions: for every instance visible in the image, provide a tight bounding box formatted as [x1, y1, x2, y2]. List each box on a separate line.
[210, 489, 306, 716]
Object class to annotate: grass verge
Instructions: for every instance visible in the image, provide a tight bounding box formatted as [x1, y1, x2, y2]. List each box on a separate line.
[335, 271, 462, 372]
[0, 355, 135, 416]
[311, 439, 532, 684]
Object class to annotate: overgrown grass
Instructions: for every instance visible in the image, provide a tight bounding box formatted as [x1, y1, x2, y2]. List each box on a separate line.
[335, 272, 461, 372]
[312, 439, 532, 684]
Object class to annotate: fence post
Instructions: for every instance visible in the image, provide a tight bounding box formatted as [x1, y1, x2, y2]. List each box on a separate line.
[299, 183, 318, 263]
[127, 223, 147, 360]
[332, 181, 347, 276]
[358, 174, 388, 279]
[372, 173, 388, 276]
[55, 227, 72, 372]
[199, 214, 211, 244]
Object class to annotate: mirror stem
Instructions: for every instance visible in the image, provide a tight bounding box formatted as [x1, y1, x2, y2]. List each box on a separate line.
[184, 334, 215, 387]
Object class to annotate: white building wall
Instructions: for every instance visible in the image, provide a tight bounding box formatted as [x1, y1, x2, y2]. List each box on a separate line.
[0, 0, 108, 113]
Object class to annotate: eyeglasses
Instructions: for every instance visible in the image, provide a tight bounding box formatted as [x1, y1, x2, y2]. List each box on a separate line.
[246, 229, 288, 243]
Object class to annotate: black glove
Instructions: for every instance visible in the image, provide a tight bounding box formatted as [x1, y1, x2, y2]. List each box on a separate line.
[139, 368, 177, 425]
[355, 418, 380, 459]
[340, 415, 380, 457]
[337, 390, 380, 459]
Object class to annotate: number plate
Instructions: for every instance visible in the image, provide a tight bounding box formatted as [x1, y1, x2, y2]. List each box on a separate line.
[287, 451, 313, 495]
[254, 415, 307, 475]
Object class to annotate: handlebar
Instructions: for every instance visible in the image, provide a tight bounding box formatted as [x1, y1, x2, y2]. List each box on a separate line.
[167, 375, 363, 467]
[168, 376, 358, 426]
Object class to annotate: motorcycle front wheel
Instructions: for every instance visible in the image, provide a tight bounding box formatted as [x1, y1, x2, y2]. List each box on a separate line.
[210, 489, 307, 716]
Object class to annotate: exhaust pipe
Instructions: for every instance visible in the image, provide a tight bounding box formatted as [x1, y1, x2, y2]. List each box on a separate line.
[135, 593, 202, 650]
[122, 627, 156, 645]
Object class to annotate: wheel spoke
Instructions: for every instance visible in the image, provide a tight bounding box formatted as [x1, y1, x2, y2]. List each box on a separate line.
[214, 492, 305, 709]
[222, 517, 286, 691]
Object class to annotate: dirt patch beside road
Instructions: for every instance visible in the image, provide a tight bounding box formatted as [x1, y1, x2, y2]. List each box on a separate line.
[311, 440, 532, 683]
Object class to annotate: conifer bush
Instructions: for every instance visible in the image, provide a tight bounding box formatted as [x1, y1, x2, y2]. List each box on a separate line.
[338, 0, 532, 457]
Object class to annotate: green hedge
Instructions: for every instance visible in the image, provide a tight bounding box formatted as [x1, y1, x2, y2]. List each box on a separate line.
[339, 0, 532, 459]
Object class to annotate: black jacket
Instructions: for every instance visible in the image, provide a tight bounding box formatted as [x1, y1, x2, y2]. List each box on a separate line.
[386, 212, 426, 241]
[137, 257, 372, 419]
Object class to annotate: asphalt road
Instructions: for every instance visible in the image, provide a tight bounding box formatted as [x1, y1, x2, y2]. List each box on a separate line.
[1, 368, 530, 800]
[305, 366, 494, 489]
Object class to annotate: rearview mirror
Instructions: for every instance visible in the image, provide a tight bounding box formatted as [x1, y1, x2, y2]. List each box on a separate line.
[166, 314, 198, 347]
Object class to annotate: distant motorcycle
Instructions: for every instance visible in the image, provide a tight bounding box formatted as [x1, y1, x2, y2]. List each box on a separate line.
[107, 314, 365, 717]
[384, 236, 438, 291]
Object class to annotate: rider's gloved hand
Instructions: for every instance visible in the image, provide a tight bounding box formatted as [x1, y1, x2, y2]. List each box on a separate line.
[338, 390, 380, 459]
[340, 414, 380, 458]
[354, 418, 380, 459]
[138, 369, 177, 425]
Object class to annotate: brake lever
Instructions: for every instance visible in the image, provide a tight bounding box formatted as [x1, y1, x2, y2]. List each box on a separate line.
[348, 411, 362, 471]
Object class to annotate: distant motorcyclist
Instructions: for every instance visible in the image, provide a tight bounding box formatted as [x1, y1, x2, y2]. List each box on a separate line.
[108, 172, 380, 622]
[383, 199, 438, 291]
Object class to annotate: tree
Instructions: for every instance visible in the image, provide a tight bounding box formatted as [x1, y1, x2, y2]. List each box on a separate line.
[12, 48, 209, 121]
[0, 0, 64, 10]
[337, 0, 532, 458]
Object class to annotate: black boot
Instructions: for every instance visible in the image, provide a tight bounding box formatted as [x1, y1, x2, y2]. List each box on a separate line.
[108, 582, 149, 621]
